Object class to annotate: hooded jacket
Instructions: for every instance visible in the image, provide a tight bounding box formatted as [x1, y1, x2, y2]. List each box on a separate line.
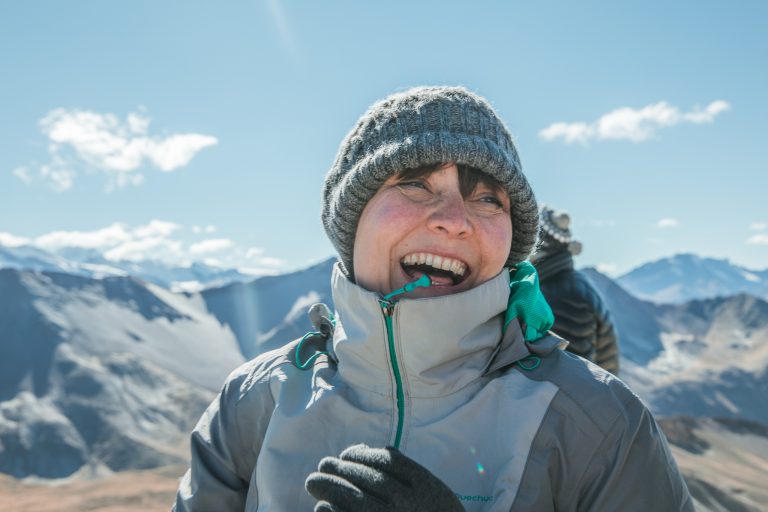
[174, 264, 692, 511]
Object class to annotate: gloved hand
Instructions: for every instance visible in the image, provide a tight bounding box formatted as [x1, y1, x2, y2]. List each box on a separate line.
[305, 444, 464, 512]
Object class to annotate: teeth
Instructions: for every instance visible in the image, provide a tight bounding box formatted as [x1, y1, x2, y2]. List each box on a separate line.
[401, 252, 467, 277]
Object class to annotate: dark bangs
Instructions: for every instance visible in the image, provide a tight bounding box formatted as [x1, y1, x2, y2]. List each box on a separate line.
[396, 163, 505, 198]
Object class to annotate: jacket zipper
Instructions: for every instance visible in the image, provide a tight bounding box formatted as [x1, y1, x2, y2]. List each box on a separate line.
[377, 275, 431, 450]
[380, 299, 405, 449]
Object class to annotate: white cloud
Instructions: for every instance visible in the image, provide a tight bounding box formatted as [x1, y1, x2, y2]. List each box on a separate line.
[4, 222, 286, 271]
[104, 237, 183, 262]
[657, 218, 679, 229]
[596, 263, 619, 276]
[203, 257, 224, 267]
[39, 156, 75, 192]
[246, 247, 265, 259]
[747, 234, 768, 245]
[35, 223, 133, 249]
[257, 256, 286, 267]
[189, 238, 234, 255]
[13, 108, 217, 191]
[750, 222, 767, 231]
[145, 134, 218, 172]
[133, 220, 180, 238]
[539, 100, 730, 144]
[0, 232, 31, 247]
[538, 122, 594, 145]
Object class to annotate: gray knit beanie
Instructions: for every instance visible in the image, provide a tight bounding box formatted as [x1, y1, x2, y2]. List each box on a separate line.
[322, 86, 539, 279]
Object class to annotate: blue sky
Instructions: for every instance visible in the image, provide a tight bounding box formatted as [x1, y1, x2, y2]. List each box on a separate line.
[1, 0, 766, 276]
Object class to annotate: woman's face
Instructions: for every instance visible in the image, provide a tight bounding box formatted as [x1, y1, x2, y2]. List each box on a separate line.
[353, 163, 513, 298]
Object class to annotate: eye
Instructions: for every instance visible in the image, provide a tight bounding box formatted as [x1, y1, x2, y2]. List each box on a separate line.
[398, 180, 429, 190]
[479, 195, 505, 208]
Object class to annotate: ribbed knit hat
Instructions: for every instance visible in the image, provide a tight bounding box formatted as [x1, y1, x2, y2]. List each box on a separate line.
[322, 86, 539, 278]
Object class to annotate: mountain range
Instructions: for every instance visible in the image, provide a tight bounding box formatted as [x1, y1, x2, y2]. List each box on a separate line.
[0, 244, 258, 292]
[4, 244, 765, 304]
[0, 247, 766, 510]
[617, 253, 768, 304]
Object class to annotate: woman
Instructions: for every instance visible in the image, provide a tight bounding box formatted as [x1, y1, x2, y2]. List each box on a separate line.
[174, 87, 692, 511]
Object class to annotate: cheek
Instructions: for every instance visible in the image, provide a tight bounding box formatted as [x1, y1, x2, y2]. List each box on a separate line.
[481, 218, 513, 269]
[353, 196, 419, 285]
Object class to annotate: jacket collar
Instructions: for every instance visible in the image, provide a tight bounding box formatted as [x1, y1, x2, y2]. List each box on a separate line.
[330, 263, 527, 397]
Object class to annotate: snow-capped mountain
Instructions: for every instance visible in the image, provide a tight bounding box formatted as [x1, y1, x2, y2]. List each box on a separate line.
[617, 253, 768, 304]
[0, 258, 338, 478]
[0, 267, 245, 477]
[584, 268, 768, 425]
[0, 243, 258, 292]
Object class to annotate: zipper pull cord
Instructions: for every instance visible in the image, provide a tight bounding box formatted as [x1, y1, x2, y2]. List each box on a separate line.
[381, 274, 432, 303]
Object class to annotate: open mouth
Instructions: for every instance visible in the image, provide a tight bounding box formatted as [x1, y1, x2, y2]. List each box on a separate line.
[400, 252, 470, 286]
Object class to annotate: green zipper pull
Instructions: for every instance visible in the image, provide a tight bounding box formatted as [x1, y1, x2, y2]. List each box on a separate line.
[382, 274, 431, 301]
[378, 274, 431, 449]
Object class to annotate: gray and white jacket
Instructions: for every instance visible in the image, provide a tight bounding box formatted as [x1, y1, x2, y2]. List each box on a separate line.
[174, 264, 692, 511]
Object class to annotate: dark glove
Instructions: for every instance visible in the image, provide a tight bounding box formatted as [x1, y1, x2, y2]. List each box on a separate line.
[305, 444, 464, 512]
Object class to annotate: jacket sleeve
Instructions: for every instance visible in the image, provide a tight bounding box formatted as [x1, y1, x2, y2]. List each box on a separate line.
[174, 364, 272, 511]
[576, 395, 693, 511]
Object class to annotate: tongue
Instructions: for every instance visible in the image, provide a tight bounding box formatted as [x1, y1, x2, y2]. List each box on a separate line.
[427, 272, 453, 285]
[411, 268, 453, 286]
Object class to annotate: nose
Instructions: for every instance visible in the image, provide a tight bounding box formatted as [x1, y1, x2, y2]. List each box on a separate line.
[426, 193, 474, 238]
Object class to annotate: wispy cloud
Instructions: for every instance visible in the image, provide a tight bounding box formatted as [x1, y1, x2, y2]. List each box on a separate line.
[12, 108, 217, 191]
[657, 218, 679, 229]
[36, 223, 134, 249]
[0, 232, 31, 247]
[257, 256, 286, 266]
[189, 238, 234, 255]
[265, 0, 300, 61]
[0, 221, 286, 273]
[750, 222, 767, 231]
[747, 234, 768, 246]
[539, 100, 730, 144]
[105, 237, 184, 262]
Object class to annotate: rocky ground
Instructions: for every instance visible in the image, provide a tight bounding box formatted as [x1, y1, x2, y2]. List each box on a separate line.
[0, 464, 184, 512]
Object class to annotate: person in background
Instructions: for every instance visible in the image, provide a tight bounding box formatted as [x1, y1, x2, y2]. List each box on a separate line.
[531, 206, 620, 375]
[174, 86, 689, 511]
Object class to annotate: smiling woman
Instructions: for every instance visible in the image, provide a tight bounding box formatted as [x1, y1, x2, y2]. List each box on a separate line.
[174, 86, 693, 512]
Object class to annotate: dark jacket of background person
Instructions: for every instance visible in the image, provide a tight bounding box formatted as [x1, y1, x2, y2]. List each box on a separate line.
[533, 207, 620, 375]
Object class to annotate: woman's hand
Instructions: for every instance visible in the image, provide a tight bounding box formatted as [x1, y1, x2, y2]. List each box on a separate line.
[305, 444, 464, 512]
